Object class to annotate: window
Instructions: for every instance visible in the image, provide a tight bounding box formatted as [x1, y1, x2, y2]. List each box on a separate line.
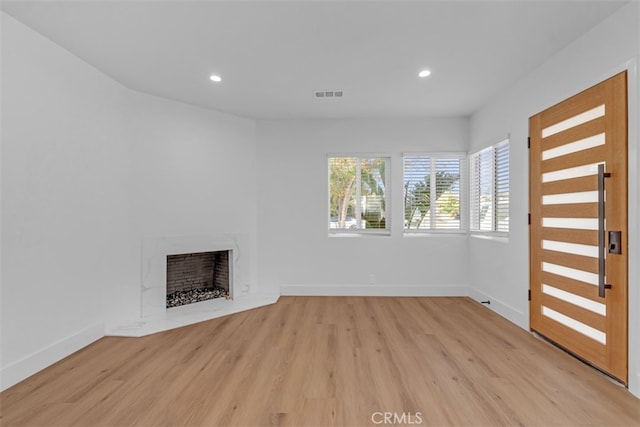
[403, 154, 465, 232]
[469, 139, 509, 233]
[328, 156, 390, 233]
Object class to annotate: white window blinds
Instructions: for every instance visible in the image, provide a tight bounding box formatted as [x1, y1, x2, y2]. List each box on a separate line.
[469, 139, 509, 233]
[404, 154, 465, 231]
[495, 141, 510, 233]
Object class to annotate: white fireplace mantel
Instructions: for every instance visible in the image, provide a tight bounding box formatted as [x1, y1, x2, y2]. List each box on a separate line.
[141, 235, 238, 317]
[105, 235, 279, 337]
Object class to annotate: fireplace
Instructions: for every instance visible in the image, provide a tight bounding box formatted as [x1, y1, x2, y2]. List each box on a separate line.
[166, 250, 230, 308]
[140, 236, 239, 318]
[107, 236, 279, 337]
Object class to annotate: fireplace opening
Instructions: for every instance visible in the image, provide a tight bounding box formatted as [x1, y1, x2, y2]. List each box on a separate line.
[166, 250, 230, 308]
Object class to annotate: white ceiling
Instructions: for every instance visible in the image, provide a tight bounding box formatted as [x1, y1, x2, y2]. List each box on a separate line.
[1, 1, 628, 119]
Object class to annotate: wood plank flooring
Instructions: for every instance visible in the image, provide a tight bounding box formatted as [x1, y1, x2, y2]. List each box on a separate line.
[1, 297, 638, 426]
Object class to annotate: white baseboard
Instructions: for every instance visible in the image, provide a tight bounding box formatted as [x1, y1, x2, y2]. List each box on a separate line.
[629, 372, 640, 399]
[468, 286, 527, 330]
[280, 284, 469, 297]
[0, 323, 104, 392]
[105, 292, 279, 337]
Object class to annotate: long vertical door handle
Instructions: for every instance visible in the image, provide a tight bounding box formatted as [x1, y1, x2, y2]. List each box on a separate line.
[598, 164, 611, 298]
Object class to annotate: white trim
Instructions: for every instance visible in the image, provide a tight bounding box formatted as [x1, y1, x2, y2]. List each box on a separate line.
[0, 323, 104, 391]
[403, 230, 468, 236]
[327, 152, 393, 158]
[468, 287, 528, 330]
[631, 373, 640, 399]
[469, 232, 509, 243]
[401, 151, 467, 158]
[623, 56, 639, 398]
[280, 284, 469, 297]
[328, 230, 391, 237]
[106, 292, 279, 338]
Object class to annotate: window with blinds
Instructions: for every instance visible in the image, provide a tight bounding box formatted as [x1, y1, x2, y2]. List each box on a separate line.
[469, 139, 509, 233]
[328, 156, 390, 233]
[403, 154, 465, 232]
[495, 141, 510, 232]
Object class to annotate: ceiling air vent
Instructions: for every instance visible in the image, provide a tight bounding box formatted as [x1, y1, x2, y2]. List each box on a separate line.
[314, 90, 344, 98]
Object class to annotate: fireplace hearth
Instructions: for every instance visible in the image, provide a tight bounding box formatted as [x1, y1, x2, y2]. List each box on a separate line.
[166, 287, 228, 308]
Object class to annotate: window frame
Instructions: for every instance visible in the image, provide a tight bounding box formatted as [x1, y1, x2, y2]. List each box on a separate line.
[402, 152, 468, 235]
[468, 138, 510, 237]
[327, 153, 392, 236]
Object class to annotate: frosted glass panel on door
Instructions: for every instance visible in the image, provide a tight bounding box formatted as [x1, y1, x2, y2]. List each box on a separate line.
[542, 306, 606, 344]
[542, 240, 598, 258]
[542, 163, 600, 183]
[542, 191, 598, 205]
[542, 262, 598, 285]
[542, 284, 606, 315]
[542, 133, 605, 160]
[542, 217, 598, 230]
[541, 105, 605, 138]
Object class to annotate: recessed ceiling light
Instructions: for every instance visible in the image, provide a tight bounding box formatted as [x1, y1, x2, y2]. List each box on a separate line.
[418, 69, 431, 78]
[209, 74, 222, 83]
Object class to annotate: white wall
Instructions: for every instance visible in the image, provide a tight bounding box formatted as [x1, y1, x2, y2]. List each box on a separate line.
[1, 12, 132, 389]
[119, 90, 258, 321]
[257, 118, 469, 295]
[468, 1, 640, 396]
[0, 12, 260, 390]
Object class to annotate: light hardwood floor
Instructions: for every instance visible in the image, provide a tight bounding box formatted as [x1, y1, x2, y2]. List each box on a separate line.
[1, 297, 638, 426]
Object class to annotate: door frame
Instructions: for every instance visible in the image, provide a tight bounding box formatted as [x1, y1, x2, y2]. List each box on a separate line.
[527, 59, 639, 395]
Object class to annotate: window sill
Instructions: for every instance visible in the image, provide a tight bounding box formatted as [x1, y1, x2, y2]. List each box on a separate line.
[469, 233, 509, 243]
[328, 230, 391, 237]
[403, 230, 468, 237]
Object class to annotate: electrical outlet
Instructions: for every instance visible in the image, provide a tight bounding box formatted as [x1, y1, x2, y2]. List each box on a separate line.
[369, 274, 376, 284]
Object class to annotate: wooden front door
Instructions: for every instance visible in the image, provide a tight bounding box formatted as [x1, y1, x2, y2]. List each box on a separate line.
[529, 71, 628, 383]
